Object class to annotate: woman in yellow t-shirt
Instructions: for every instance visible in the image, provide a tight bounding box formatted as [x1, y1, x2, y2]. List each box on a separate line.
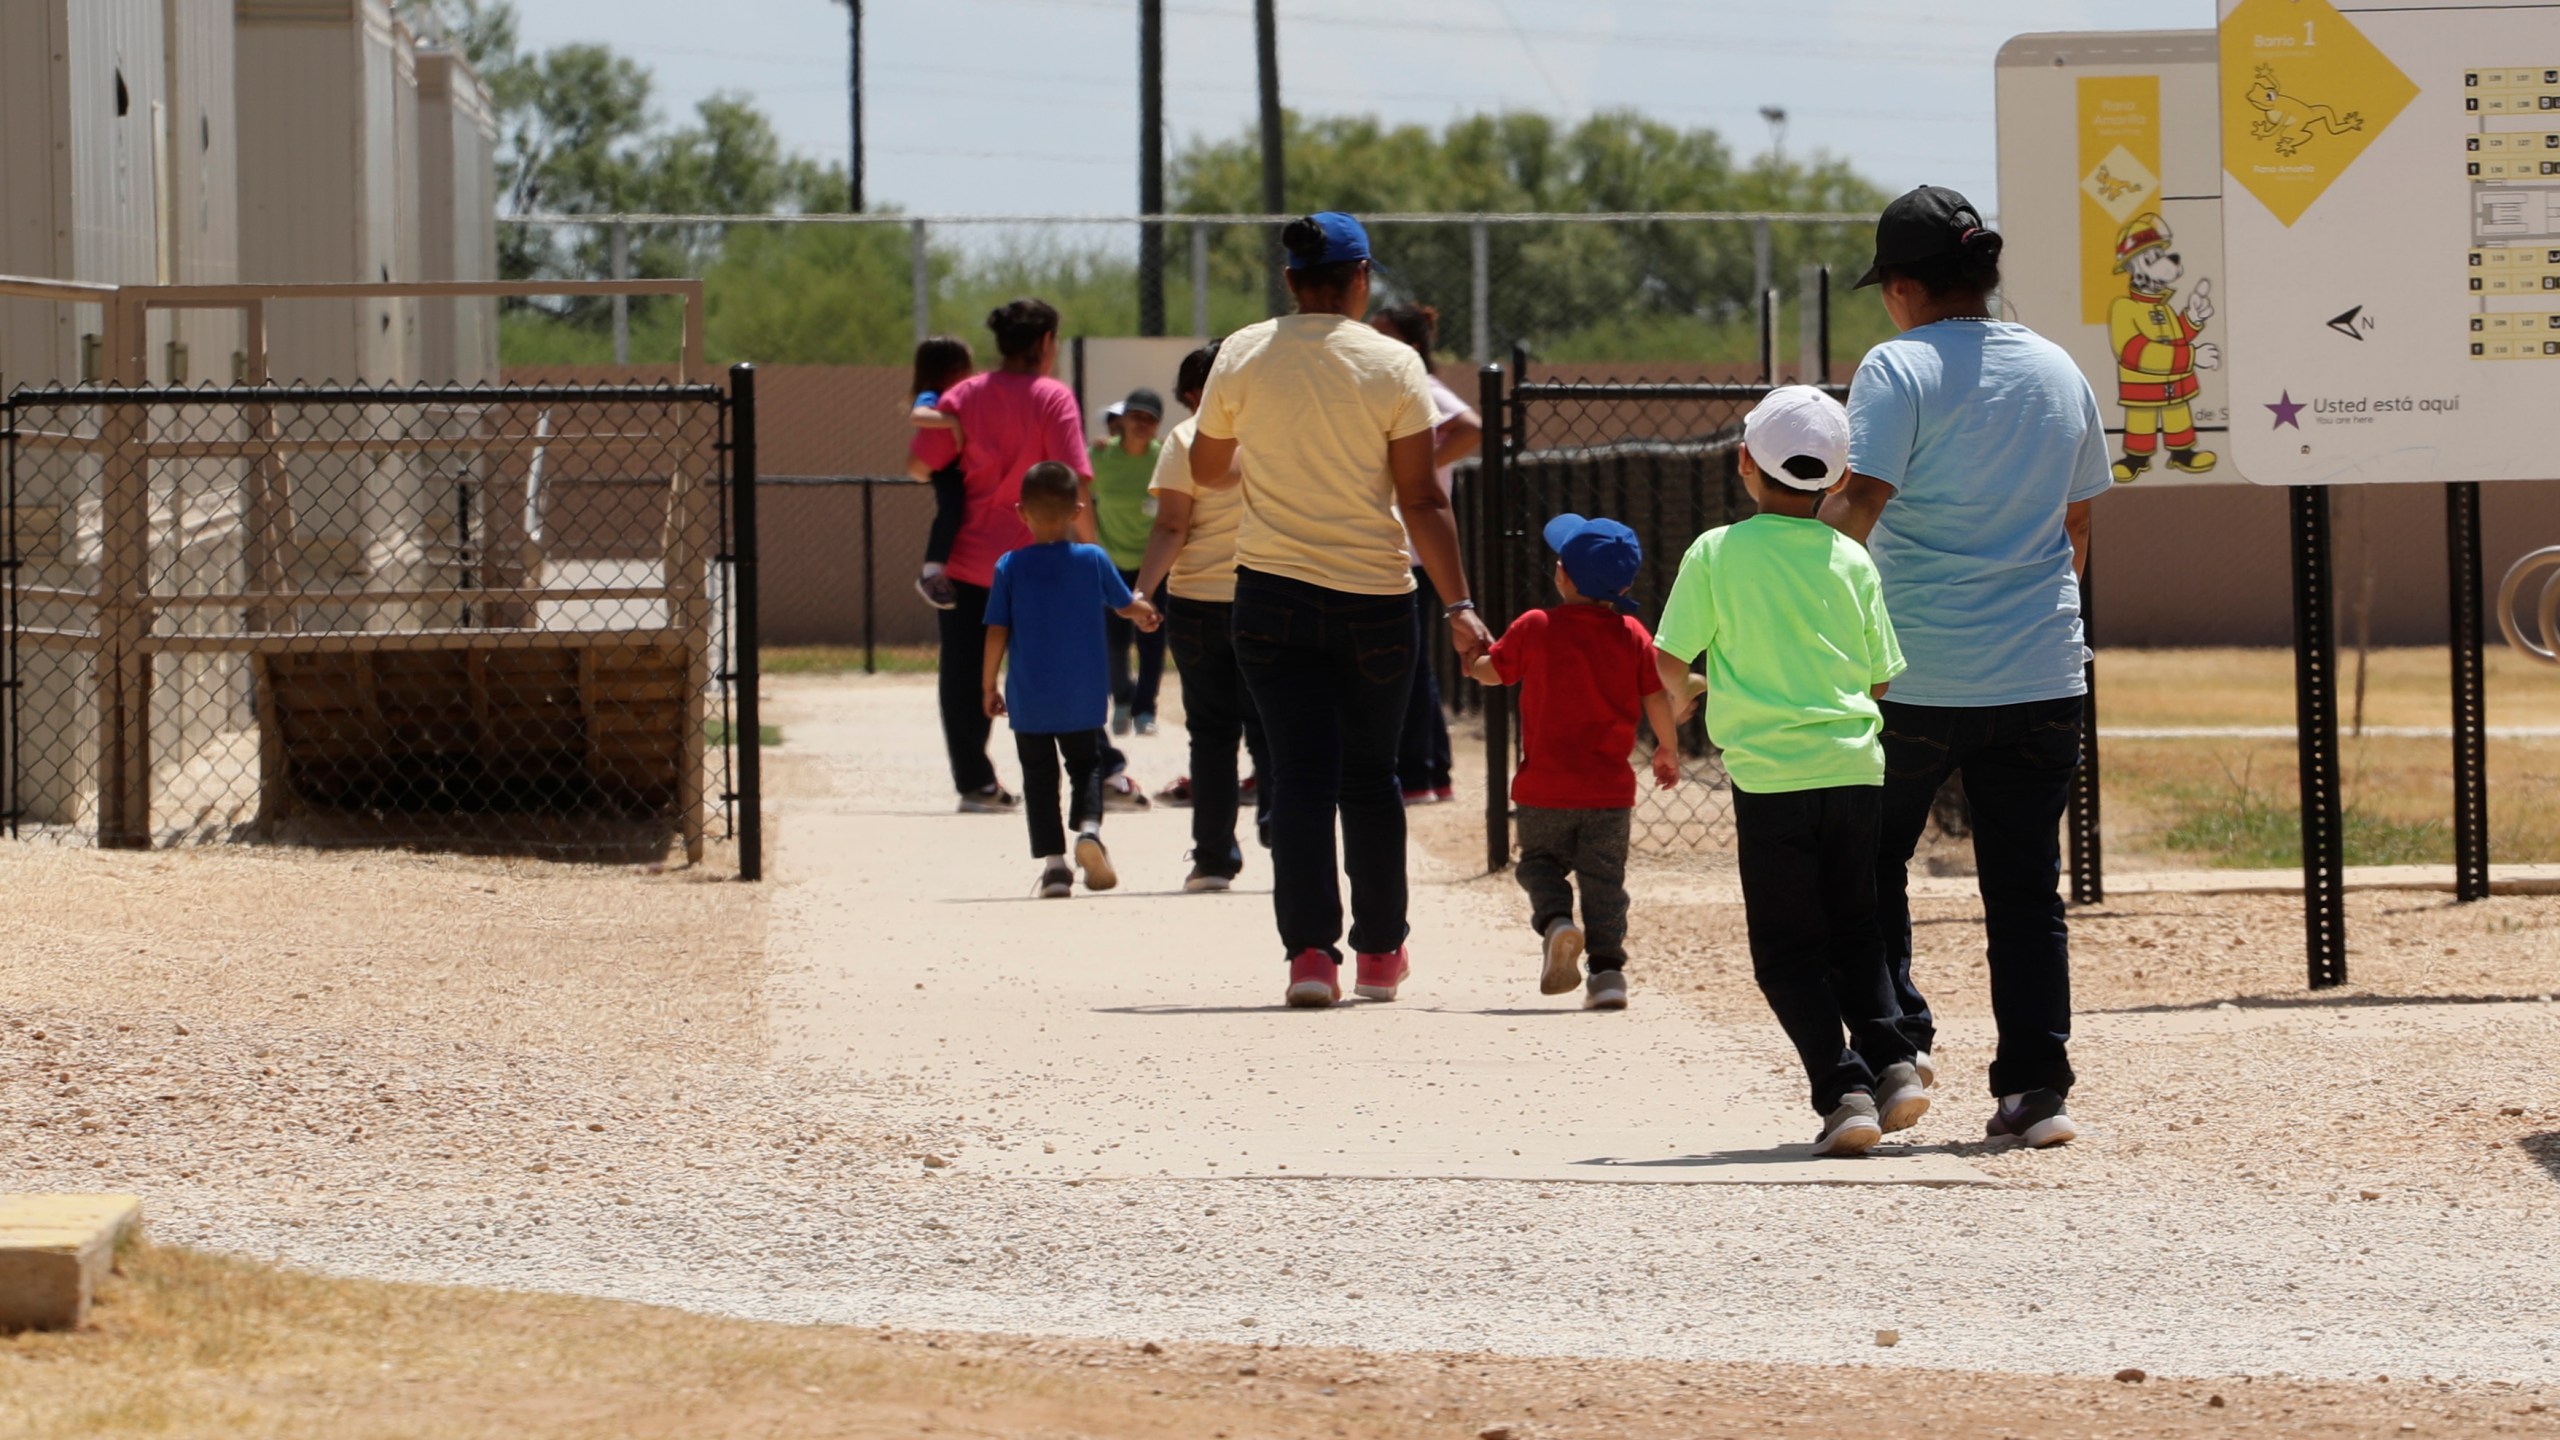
[1189, 212, 1493, 1009]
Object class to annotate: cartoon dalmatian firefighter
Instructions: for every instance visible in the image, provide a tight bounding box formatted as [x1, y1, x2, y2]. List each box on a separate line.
[2108, 212, 2219, 483]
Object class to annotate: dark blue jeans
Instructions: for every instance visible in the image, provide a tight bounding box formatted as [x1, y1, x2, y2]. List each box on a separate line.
[1108, 568, 1168, 716]
[1165, 593, 1272, 878]
[1876, 695, 2083, 1100]
[1231, 567, 1415, 962]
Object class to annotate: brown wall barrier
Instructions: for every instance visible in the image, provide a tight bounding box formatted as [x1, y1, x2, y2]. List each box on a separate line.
[500, 364, 2560, 653]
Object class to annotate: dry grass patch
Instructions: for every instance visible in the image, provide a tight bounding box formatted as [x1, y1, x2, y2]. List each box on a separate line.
[5, 1246, 2549, 1440]
[2095, 646, 2560, 730]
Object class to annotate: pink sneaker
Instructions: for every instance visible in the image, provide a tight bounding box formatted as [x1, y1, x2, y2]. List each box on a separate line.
[1285, 950, 1340, 1009]
[1353, 947, 1410, 1001]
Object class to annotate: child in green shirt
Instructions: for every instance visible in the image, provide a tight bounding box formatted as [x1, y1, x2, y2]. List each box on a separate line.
[1092, 388, 1167, 735]
[1652, 386, 1924, 1158]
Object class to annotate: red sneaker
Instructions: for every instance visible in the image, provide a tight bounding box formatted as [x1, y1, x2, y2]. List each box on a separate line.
[1285, 950, 1340, 1009]
[1353, 947, 1410, 1001]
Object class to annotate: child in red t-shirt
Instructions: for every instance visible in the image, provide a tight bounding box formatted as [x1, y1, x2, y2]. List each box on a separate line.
[1468, 514, 1682, 1009]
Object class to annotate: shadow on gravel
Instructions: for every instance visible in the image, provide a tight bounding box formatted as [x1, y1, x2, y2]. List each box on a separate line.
[2517, 1132, 2560, 1187]
[2092, 992, 2556, 1016]
[1575, 1141, 1986, 1170]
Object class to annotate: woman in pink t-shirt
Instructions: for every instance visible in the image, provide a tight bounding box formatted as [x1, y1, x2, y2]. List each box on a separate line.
[932, 299, 1094, 811]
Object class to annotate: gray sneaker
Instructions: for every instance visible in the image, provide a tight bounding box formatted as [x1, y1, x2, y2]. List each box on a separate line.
[1539, 918, 1585, 996]
[1876, 1061, 1931, 1134]
[1582, 969, 1628, 1011]
[1813, 1093, 1883, 1157]
[1913, 1049, 1937, 1088]
[1111, 701, 1134, 736]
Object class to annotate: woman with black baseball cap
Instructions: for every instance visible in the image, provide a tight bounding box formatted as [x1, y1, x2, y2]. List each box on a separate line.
[1824, 185, 2114, 1149]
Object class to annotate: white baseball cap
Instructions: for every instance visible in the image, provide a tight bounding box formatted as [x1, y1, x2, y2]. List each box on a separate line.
[1741, 385, 1852, 492]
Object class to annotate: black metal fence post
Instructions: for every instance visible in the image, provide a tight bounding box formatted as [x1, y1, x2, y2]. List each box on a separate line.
[2446, 480, 2490, 902]
[862, 479, 878, 676]
[731, 364, 765, 883]
[1478, 361, 1510, 874]
[2289, 485, 2346, 987]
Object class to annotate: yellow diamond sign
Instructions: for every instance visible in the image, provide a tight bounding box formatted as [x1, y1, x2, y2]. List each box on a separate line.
[2082, 144, 2160, 224]
[2221, 0, 2418, 226]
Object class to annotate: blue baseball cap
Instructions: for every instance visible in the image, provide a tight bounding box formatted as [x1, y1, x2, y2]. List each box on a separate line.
[1542, 513, 1643, 614]
[1285, 211, 1372, 270]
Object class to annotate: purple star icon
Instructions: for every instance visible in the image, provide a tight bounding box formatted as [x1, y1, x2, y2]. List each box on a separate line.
[2266, 391, 2305, 429]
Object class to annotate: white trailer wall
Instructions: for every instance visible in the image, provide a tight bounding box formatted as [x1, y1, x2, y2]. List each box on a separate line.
[416, 47, 498, 386]
[234, 0, 419, 384]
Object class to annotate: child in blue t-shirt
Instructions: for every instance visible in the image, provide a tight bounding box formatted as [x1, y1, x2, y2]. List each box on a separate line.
[983, 461, 1162, 897]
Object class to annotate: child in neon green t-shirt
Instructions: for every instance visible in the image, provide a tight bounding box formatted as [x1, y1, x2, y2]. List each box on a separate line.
[1652, 386, 1923, 1158]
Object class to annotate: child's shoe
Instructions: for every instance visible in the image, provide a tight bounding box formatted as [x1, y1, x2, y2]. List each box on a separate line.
[1157, 775, 1194, 807]
[1111, 700, 1134, 736]
[1073, 832, 1117, 891]
[1102, 773, 1152, 811]
[1539, 918, 1585, 996]
[1352, 947, 1409, 1001]
[1134, 712, 1158, 736]
[1812, 1093, 1882, 1157]
[915, 572, 959, 610]
[1582, 969, 1628, 1011]
[1285, 950, 1340, 1008]
[1875, 1061, 1930, 1134]
[1034, 859, 1074, 899]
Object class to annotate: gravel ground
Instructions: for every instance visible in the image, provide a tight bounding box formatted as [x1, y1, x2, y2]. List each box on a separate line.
[9, 674, 2560, 1412]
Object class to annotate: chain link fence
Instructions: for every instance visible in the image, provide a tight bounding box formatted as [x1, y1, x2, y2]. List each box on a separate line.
[3, 380, 753, 867]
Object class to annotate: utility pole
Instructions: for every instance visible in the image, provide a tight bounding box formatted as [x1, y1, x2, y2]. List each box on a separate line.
[1255, 0, 1286, 316]
[1138, 0, 1165, 335]
[838, 0, 865, 212]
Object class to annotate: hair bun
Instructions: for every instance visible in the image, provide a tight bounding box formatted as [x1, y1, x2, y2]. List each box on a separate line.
[1281, 216, 1326, 258]
[1961, 226, 2004, 258]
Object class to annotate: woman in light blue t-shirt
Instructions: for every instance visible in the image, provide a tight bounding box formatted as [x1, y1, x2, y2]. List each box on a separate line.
[1826, 185, 2113, 1152]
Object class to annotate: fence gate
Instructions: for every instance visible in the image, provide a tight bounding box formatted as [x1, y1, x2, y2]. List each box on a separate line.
[1, 371, 763, 877]
[1467, 357, 2103, 897]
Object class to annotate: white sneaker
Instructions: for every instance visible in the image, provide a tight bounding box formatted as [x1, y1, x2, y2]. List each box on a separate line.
[1913, 1049, 1937, 1089]
[1539, 918, 1585, 996]
[1074, 833, 1117, 892]
[1813, 1094, 1883, 1157]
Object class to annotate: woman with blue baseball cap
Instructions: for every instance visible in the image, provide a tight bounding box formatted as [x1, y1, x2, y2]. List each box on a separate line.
[1190, 212, 1494, 1009]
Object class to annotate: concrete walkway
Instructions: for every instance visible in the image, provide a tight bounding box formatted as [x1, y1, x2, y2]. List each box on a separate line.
[769, 677, 1982, 1187]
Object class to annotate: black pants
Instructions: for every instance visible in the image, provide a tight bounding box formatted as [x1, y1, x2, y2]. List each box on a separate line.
[1233, 567, 1415, 961]
[1734, 784, 1913, 1115]
[923, 465, 964, 566]
[936, 580, 998, 795]
[1877, 696, 2082, 1100]
[1166, 593, 1272, 877]
[1015, 729, 1107, 859]
[1514, 805, 1632, 970]
[1397, 567, 1453, 792]
[1108, 567, 1167, 716]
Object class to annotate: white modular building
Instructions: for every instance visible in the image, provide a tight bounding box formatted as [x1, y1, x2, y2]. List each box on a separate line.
[415, 45, 499, 387]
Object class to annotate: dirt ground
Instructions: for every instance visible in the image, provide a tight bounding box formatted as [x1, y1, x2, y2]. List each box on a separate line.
[5, 1245, 2551, 1440]
[10, 667, 2560, 1436]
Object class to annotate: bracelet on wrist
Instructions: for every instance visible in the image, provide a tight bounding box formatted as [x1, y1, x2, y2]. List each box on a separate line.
[1443, 598, 1478, 618]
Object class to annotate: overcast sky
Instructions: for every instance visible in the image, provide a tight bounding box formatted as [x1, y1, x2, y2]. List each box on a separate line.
[512, 0, 2221, 217]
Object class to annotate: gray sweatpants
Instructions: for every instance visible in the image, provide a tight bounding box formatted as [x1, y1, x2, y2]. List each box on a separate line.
[1513, 804, 1633, 972]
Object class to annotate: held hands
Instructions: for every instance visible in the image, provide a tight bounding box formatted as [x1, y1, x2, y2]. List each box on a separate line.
[1651, 745, 1683, 791]
[1120, 596, 1163, 633]
[1448, 608, 1494, 666]
[982, 685, 1007, 720]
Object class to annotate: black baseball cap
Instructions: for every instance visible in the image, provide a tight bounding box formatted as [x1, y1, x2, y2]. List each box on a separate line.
[1853, 185, 1991, 289]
